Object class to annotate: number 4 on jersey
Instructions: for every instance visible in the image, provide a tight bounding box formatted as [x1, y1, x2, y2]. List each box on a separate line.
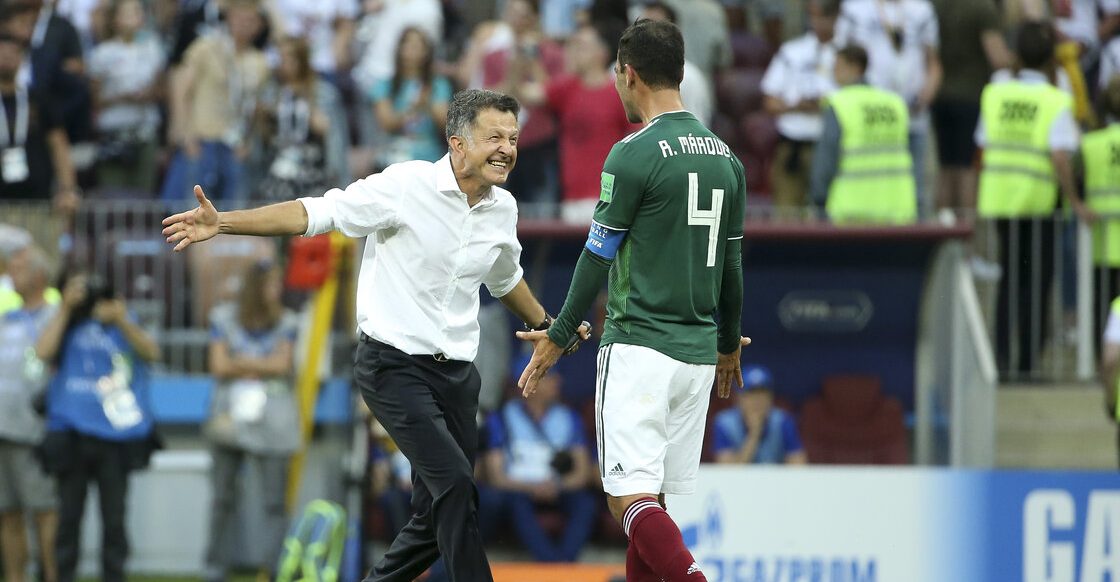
[687, 172, 724, 267]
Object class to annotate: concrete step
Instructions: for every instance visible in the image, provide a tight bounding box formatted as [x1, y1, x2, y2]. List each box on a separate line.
[996, 384, 1119, 469]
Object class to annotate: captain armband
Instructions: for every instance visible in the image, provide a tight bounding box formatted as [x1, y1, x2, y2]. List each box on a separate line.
[584, 221, 627, 260]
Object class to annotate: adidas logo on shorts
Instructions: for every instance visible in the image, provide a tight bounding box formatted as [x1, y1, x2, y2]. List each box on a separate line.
[686, 562, 702, 575]
[608, 463, 625, 477]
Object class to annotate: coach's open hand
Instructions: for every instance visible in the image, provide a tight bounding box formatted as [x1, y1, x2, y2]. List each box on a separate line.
[515, 322, 592, 397]
[716, 336, 753, 399]
[162, 185, 219, 252]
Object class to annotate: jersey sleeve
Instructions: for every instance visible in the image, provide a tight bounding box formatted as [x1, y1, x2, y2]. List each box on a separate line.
[727, 157, 747, 240]
[592, 144, 647, 231]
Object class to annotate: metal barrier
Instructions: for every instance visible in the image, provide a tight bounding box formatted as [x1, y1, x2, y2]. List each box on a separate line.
[1, 201, 1105, 383]
[970, 213, 1096, 382]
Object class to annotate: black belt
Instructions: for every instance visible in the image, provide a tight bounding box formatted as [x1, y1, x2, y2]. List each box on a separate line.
[360, 332, 452, 363]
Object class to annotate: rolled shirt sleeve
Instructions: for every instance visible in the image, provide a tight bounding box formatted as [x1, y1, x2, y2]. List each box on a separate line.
[299, 165, 406, 237]
[483, 220, 525, 298]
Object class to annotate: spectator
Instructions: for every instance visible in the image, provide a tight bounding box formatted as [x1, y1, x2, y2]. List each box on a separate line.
[35, 272, 160, 582]
[483, 365, 596, 563]
[0, 244, 59, 582]
[1082, 76, 1120, 340]
[88, 0, 164, 193]
[712, 365, 807, 465]
[760, 0, 839, 212]
[809, 44, 917, 223]
[931, 0, 1011, 215]
[661, 0, 731, 87]
[514, 20, 634, 224]
[834, 0, 943, 213]
[0, 30, 79, 214]
[460, 0, 565, 217]
[1056, 0, 1120, 56]
[271, 0, 359, 83]
[202, 260, 299, 582]
[0, 225, 34, 314]
[4, 0, 91, 145]
[371, 27, 452, 168]
[975, 21, 1091, 378]
[162, 0, 269, 205]
[253, 36, 349, 201]
[638, 2, 712, 127]
[352, 0, 443, 90]
[541, 0, 592, 39]
[166, 0, 222, 67]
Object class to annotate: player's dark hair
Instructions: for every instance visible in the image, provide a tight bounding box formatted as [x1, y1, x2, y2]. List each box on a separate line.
[445, 89, 521, 142]
[1016, 21, 1055, 70]
[617, 18, 684, 91]
[643, 1, 677, 24]
[837, 44, 869, 74]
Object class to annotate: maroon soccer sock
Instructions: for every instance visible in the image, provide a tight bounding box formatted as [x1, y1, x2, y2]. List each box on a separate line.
[623, 498, 707, 581]
[626, 538, 661, 582]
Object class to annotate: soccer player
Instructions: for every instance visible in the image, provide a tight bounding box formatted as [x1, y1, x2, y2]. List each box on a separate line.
[516, 19, 749, 582]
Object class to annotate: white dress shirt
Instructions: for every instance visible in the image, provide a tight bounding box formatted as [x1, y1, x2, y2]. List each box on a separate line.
[834, 0, 939, 132]
[300, 155, 524, 362]
[761, 32, 837, 141]
[974, 69, 1080, 152]
[1057, 0, 1120, 48]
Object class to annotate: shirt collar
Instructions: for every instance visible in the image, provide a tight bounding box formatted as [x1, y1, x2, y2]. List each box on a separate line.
[649, 110, 693, 123]
[1016, 69, 1050, 84]
[436, 153, 496, 204]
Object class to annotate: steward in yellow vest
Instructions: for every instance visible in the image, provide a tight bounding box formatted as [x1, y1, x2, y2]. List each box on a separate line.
[975, 22, 1092, 378]
[1083, 77, 1120, 268]
[809, 45, 916, 224]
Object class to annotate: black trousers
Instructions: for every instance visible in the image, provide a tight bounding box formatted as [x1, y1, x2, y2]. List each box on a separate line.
[995, 218, 1056, 377]
[355, 335, 492, 582]
[56, 435, 132, 582]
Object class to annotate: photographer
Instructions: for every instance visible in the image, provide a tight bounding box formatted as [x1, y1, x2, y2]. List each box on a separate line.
[35, 272, 160, 582]
[0, 245, 58, 582]
[482, 359, 595, 563]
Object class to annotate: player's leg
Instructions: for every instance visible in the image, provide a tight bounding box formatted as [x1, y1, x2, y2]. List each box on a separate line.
[597, 344, 702, 581]
[613, 352, 714, 581]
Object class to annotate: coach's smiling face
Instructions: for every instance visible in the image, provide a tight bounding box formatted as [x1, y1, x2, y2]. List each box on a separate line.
[457, 108, 519, 191]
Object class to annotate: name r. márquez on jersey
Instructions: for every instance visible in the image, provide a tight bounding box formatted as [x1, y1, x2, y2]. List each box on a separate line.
[657, 134, 733, 159]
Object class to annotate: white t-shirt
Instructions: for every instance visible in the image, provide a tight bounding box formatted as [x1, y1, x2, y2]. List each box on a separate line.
[274, 0, 360, 74]
[974, 69, 1080, 152]
[88, 35, 165, 135]
[834, 0, 939, 131]
[1099, 36, 1120, 88]
[1057, 0, 1120, 48]
[353, 0, 443, 88]
[761, 32, 837, 141]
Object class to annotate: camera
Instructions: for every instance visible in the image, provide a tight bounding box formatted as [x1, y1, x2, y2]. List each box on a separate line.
[85, 274, 115, 303]
[550, 450, 575, 476]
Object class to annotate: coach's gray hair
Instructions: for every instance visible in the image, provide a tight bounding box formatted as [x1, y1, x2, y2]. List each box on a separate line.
[445, 89, 520, 143]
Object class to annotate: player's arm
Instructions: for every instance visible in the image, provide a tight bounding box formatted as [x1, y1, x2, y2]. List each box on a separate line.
[548, 156, 644, 346]
[497, 279, 549, 330]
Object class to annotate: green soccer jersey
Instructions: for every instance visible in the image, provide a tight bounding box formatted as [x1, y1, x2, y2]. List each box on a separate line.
[593, 111, 747, 364]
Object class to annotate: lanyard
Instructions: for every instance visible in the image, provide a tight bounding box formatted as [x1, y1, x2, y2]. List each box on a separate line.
[32, 8, 51, 50]
[0, 89, 31, 148]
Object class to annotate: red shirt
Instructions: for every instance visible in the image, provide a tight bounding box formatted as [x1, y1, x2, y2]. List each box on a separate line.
[482, 42, 565, 148]
[545, 75, 639, 202]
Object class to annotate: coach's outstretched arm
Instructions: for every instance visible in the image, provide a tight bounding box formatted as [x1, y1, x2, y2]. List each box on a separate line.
[162, 186, 309, 250]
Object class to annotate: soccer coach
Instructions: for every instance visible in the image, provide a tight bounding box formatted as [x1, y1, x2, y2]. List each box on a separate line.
[162, 89, 587, 582]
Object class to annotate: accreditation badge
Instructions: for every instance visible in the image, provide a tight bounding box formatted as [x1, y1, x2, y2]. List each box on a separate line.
[2, 147, 29, 183]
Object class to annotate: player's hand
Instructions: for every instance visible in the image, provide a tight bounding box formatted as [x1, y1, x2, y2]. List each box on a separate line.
[162, 185, 220, 252]
[716, 336, 752, 399]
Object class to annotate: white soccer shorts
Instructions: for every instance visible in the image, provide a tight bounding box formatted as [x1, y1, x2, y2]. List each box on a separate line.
[595, 343, 716, 497]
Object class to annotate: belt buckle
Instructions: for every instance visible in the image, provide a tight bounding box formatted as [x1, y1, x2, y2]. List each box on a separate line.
[433, 353, 449, 363]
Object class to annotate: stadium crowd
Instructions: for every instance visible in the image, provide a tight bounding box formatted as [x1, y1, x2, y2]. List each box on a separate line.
[4, 0, 1120, 577]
